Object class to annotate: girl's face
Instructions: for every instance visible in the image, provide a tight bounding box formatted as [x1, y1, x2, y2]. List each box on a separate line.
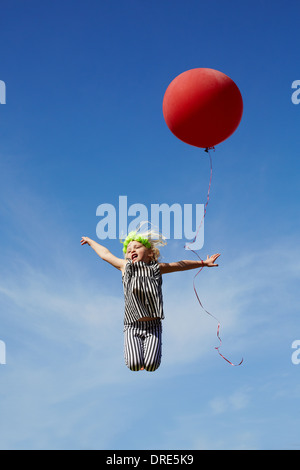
[126, 241, 153, 264]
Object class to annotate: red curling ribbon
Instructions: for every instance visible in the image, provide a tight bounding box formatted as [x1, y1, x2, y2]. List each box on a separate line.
[185, 148, 243, 366]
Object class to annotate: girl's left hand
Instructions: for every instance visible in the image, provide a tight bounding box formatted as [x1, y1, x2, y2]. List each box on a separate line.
[205, 253, 221, 267]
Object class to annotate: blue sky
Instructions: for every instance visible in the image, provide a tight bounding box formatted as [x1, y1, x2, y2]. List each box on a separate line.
[0, 0, 300, 450]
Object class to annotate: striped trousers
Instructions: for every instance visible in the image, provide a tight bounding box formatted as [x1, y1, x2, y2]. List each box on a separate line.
[124, 319, 162, 372]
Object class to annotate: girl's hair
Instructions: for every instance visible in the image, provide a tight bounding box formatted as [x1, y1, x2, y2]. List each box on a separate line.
[121, 221, 167, 261]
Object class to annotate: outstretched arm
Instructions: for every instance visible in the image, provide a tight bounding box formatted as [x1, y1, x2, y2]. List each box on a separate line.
[81, 237, 126, 272]
[159, 254, 220, 274]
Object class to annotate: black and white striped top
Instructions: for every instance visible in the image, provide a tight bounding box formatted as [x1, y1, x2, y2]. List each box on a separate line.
[122, 260, 164, 325]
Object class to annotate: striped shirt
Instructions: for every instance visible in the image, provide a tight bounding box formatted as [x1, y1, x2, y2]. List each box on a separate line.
[122, 260, 164, 325]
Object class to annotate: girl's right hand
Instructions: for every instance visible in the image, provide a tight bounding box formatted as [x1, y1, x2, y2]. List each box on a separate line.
[81, 236, 91, 246]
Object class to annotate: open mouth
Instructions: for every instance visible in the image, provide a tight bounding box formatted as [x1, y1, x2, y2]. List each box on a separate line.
[132, 254, 138, 261]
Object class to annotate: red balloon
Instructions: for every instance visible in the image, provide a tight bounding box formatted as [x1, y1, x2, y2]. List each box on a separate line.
[163, 68, 243, 148]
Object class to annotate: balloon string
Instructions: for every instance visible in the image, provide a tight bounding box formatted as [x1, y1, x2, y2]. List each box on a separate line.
[184, 147, 213, 251]
[185, 147, 243, 366]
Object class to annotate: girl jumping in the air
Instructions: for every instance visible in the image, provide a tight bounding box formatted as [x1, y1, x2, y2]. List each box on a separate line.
[81, 227, 220, 372]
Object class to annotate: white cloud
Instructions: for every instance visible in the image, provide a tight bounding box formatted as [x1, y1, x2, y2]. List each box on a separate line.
[209, 389, 250, 415]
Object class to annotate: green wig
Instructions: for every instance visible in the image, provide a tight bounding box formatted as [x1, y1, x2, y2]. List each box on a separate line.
[122, 231, 152, 254]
